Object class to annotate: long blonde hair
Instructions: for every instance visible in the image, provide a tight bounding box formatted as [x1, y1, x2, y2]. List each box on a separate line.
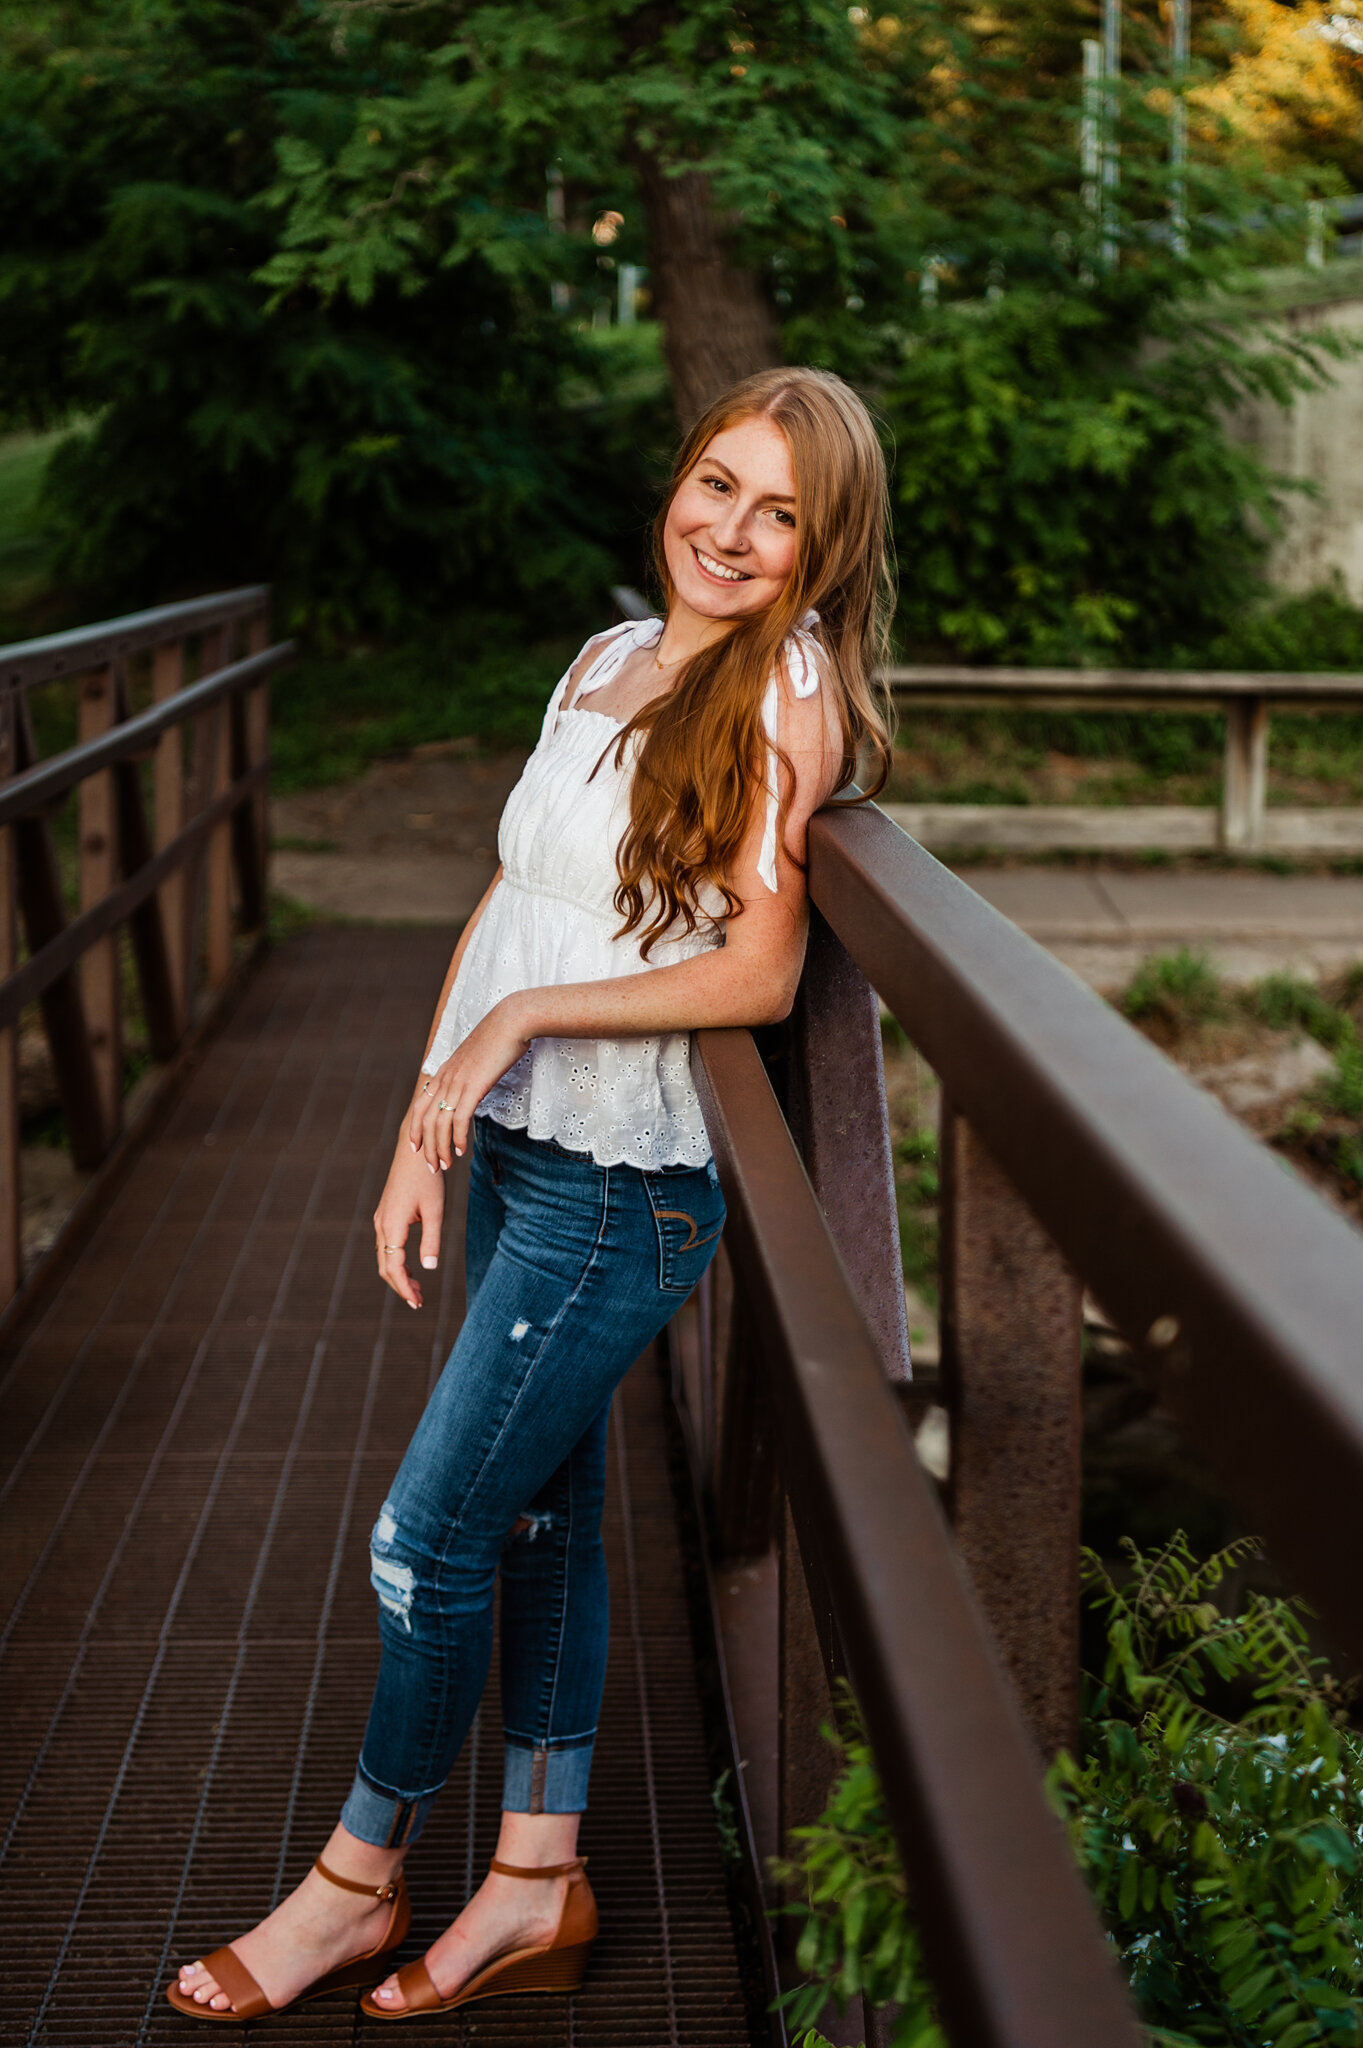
[608, 367, 895, 957]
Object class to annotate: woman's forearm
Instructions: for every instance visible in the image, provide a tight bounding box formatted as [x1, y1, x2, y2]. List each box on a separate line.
[509, 923, 805, 1041]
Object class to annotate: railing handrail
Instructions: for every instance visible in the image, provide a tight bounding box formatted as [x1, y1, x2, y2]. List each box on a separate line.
[810, 799, 1363, 1668]
[884, 663, 1363, 698]
[1, 586, 271, 693]
[0, 645, 292, 827]
[692, 1028, 1143, 2048]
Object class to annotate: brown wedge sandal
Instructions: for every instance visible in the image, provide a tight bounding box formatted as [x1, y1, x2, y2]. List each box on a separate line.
[165, 1856, 411, 2022]
[359, 1856, 597, 2019]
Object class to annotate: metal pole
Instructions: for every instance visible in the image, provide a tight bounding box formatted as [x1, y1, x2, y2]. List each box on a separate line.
[546, 165, 569, 313]
[1101, 0, 1121, 268]
[1170, 0, 1189, 257]
[617, 261, 642, 326]
[1081, 39, 1102, 280]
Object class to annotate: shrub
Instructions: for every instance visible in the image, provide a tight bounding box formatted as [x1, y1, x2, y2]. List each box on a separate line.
[1248, 973, 1353, 1048]
[1122, 950, 1228, 1031]
[779, 1536, 1363, 2048]
[772, 1702, 942, 2048]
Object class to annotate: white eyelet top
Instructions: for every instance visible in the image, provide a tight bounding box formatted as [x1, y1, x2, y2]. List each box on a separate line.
[422, 615, 822, 1169]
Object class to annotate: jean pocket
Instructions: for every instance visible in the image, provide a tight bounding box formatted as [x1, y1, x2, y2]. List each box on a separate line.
[646, 1176, 726, 1296]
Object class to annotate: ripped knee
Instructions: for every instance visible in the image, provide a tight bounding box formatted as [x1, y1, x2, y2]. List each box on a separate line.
[370, 1501, 417, 1632]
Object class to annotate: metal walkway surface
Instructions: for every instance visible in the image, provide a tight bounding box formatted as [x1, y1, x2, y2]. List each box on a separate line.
[0, 929, 750, 2048]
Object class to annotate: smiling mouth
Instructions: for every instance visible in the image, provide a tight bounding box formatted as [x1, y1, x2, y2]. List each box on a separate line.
[691, 545, 753, 584]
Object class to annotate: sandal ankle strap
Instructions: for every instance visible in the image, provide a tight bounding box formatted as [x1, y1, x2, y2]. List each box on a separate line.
[489, 1856, 585, 1880]
[314, 1853, 403, 1902]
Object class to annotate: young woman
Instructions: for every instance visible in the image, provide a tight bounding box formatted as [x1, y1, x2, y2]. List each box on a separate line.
[168, 364, 892, 2023]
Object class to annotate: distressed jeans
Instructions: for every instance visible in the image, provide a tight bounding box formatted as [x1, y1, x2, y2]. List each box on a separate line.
[340, 1115, 725, 1849]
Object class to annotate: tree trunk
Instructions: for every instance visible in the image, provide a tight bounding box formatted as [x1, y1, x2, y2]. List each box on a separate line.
[636, 160, 783, 429]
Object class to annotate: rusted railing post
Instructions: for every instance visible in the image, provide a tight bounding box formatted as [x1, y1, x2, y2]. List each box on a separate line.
[153, 637, 189, 1033]
[234, 611, 271, 931]
[938, 1098, 1083, 1758]
[12, 698, 105, 1170]
[713, 1278, 781, 1557]
[77, 664, 121, 1143]
[0, 701, 18, 1307]
[787, 906, 912, 1382]
[202, 629, 235, 990]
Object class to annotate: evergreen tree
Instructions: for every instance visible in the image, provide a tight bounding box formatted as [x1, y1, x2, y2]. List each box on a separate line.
[0, 0, 665, 632]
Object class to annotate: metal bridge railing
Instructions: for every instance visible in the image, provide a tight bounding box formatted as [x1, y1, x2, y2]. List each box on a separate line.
[679, 796, 1363, 2047]
[0, 589, 292, 1315]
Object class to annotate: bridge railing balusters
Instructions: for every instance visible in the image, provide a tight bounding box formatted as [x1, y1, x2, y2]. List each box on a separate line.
[77, 661, 121, 1144]
[0, 588, 291, 1319]
[152, 635, 189, 1031]
[0, 704, 16, 1304]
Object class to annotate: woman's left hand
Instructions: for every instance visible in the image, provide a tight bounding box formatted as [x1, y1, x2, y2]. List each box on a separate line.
[408, 996, 534, 1168]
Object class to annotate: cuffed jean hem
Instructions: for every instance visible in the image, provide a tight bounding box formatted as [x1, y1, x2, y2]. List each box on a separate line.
[502, 1740, 594, 1814]
[341, 1766, 440, 1850]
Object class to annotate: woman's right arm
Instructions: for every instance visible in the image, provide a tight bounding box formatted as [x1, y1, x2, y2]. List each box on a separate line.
[372, 863, 503, 1310]
[420, 863, 503, 1063]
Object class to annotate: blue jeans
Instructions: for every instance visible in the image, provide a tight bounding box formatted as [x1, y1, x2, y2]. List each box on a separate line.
[340, 1116, 725, 1849]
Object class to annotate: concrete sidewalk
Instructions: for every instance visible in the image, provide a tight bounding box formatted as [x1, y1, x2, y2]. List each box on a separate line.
[967, 867, 1363, 988]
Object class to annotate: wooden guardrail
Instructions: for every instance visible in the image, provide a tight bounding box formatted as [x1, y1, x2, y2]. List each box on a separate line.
[0, 590, 293, 1312]
[611, 593, 1363, 854]
[670, 797, 1363, 2046]
[885, 664, 1363, 853]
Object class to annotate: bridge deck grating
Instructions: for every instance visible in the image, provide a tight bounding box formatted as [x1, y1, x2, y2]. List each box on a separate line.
[0, 927, 750, 2048]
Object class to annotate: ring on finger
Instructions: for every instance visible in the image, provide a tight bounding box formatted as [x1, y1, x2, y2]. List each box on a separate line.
[382, 1244, 405, 1253]
[437, 1100, 450, 1110]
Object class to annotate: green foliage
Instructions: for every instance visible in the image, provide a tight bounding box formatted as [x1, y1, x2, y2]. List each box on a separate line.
[270, 613, 577, 788]
[255, 0, 902, 315]
[1320, 1041, 1363, 1121]
[869, 286, 1323, 665]
[772, 1687, 944, 2048]
[0, 424, 76, 635]
[0, 0, 670, 636]
[1122, 950, 1228, 1029]
[779, 1541, 1363, 2048]
[893, 1124, 939, 1307]
[1053, 1536, 1363, 2046]
[1246, 971, 1363, 1123]
[781, 7, 1352, 666]
[1208, 582, 1363, 675]
[0, 0, 1353, 666]
[1248, 973, 1353, 1049]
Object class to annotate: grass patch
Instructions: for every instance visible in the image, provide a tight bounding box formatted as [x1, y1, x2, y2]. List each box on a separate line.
[1121, 948, 1227, 1033]
[1117, 954, 1363, 1214]
[886, 705, 1363, 811]
[0, 424, 81, 641]
[894, 1126, 940, 1309]
[1247, 971, 1354, 1048]
[272, 613, 582, 790]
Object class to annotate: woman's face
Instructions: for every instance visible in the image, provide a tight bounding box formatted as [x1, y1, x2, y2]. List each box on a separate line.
[663, 416, 798, 624]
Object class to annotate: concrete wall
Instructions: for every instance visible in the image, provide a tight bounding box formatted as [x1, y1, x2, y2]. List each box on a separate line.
[1228, 260, 1363, 600]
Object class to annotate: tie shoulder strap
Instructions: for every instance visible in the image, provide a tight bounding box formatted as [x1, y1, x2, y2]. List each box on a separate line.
[489, 1856, 586, 1880]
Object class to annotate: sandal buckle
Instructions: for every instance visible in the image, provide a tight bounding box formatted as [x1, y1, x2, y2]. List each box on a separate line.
[375, 1880, 398, 1901]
